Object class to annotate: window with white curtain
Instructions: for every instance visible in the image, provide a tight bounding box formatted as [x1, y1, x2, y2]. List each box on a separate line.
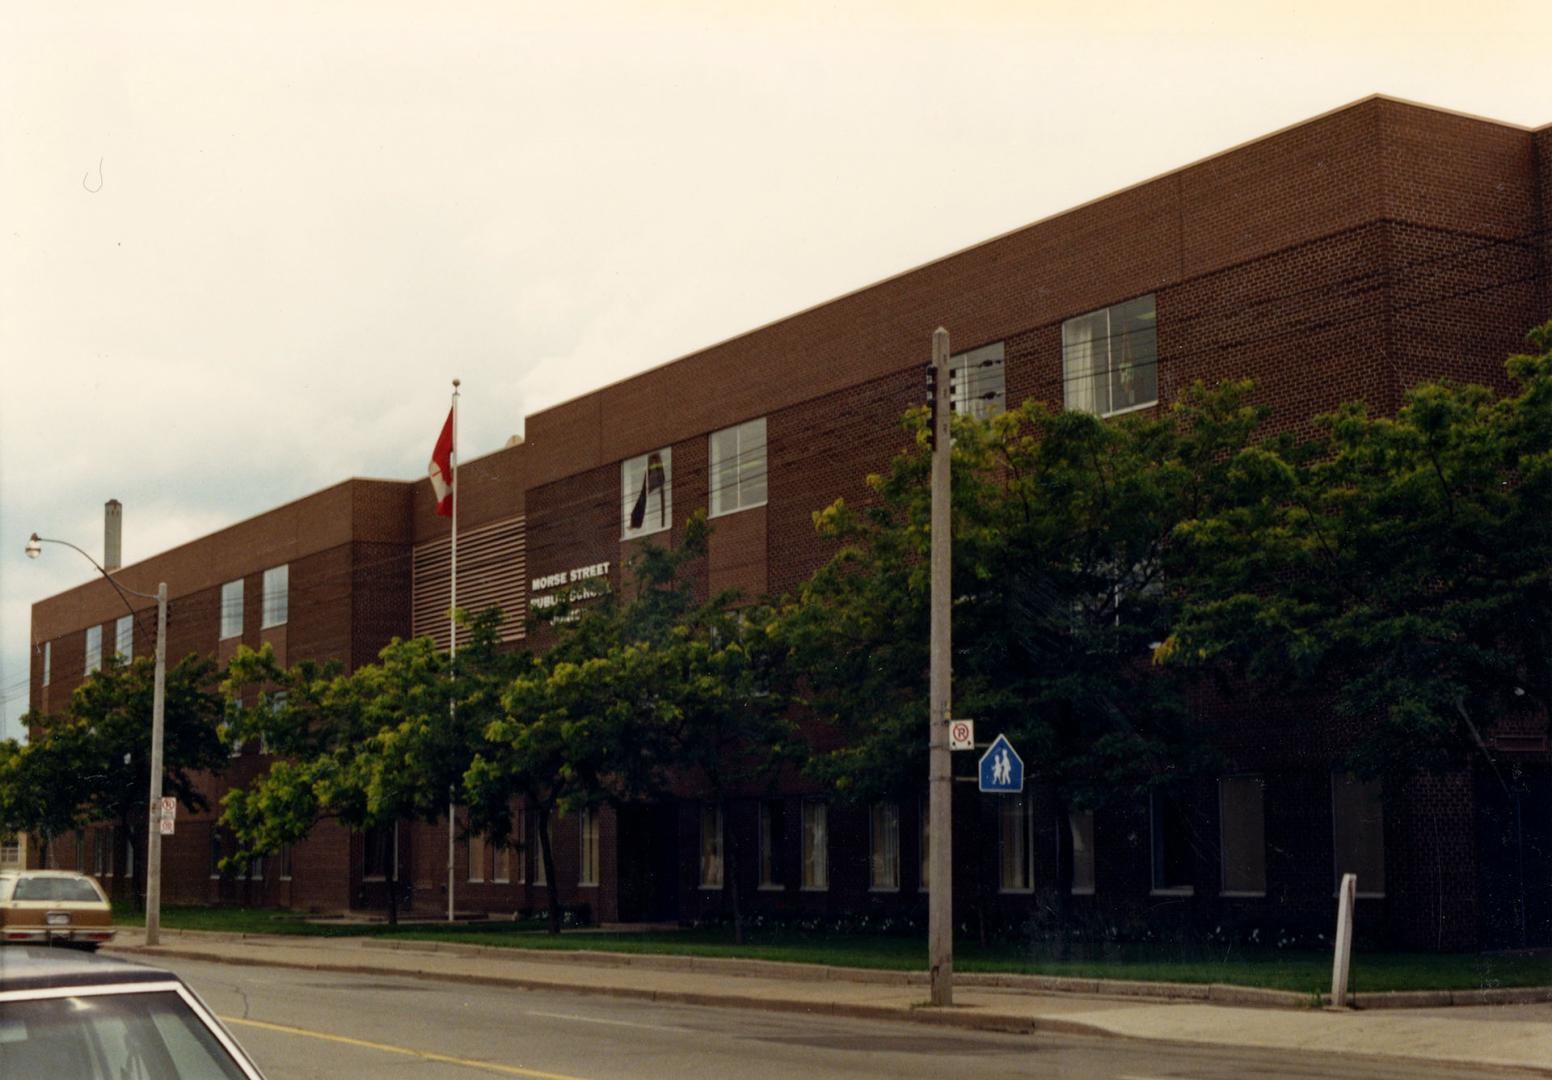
[115, 615, 133, 660]
[262, 564, 289, 628]
[1062, 295, 1157, 417]
[699, 803, 723, 889]
[220, 579, 244, 640]
[951, 342, 1006, 419]
[709, 418, 767, 517]
[869, 802, 900, 891]
[84, 625, 102, 675]
[801, 800, 828, 890]
[999, 797, 1032, 892]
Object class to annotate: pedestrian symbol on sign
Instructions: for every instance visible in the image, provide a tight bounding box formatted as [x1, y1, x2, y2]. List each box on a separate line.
[977, 734, 1023, 793]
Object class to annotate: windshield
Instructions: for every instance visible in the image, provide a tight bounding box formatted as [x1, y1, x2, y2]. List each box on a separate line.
[13, 877, 102, 903]
[0, 991, 250, 1079]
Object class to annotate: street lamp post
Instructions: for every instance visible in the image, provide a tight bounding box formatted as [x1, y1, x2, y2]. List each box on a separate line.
[26, 533, 169, 946]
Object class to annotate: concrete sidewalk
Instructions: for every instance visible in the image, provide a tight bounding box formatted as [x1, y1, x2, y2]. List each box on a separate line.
[105, 928, 1552, 1076]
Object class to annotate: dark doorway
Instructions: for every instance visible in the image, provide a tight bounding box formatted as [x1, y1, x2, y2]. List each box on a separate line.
[1477, 766, 1552, 948]
[617, 803, 679, 923]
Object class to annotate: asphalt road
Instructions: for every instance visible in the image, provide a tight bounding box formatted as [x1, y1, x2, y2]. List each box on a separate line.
[162, 956, 1540, 1080]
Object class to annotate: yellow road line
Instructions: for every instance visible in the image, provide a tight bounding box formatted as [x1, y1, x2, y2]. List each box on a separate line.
[219, 1015, 591, 1080]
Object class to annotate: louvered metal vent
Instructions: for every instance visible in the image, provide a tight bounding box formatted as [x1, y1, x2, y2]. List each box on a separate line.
[412, 515, 526, 649]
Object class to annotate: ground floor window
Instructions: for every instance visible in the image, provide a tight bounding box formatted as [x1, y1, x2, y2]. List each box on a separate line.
[209, 830, 223, 879]
[1219, 776, 1267, 896]
[363, 825, 394, 881]
[999, 797, 1032, 892]
[579, 807, 600, 887]
[919, 795, 930, 892]
[699, 803, 723, 889]
[801, 800, 828, 890]
[1331, 773, 1385, 897]
[532, 814, 549, 887]
[94, 827, 111, 877]
[512, 809, 527, 884]
[279, 844, 294, 881]
[869, 802, 900, 891]
[1069, 810, 1095, 895]
[758, 800, 782, 889]
[1150, 789, 1194, 894]
[468, 832, 487, 883]
[494, 840, 511, 883]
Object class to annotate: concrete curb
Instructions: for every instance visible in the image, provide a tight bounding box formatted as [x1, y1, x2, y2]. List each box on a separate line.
[121, 927, 1552, 1010]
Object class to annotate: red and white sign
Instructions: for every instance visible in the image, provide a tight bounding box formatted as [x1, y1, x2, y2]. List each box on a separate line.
[159, 797, 177, 835]
[949, 719, 975, 751]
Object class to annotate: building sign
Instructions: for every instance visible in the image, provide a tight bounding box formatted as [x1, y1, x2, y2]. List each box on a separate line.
[530, 561, 612, 621]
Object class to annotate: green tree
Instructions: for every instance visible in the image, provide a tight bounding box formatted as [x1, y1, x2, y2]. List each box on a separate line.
[783, 382, 1271, 909]
[1164, 321, 1552, 779]
[221, 609, 517, 924]
[10, 654, 227, 902]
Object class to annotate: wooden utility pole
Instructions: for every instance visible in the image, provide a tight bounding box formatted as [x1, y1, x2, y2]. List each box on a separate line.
[928, 327, 954, 1006]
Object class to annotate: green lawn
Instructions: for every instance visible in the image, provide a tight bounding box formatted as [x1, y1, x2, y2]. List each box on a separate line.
[115, 904, 1551, 995]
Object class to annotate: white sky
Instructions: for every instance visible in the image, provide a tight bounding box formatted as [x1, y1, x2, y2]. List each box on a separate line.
[2, 0, 1547, 737]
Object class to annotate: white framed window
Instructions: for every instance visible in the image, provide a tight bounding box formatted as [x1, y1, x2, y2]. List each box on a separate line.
[801, 800, 828, 890]
[262, 564, 289, 629]
[1062, 294, 1157, 417]
[918, 795, 930, 892]
[1219, 776, 1267, 896]
[1150, 788, 1195, 894]
[999, 797, 1033, 892]
[84, 625, 102, 675]
[0, 836, 19, 868]
[757, 800, 782, 889]
[1069, 810, 1096, 895]
[1332, 773, 1385, 897]
[578, 807, 600, 887]
[220, 579, 244, 640]
[869, 802, 900, 891]
[621, 448, 672, 540]
[951, 342, 1006, 419]
[709, 417, 768, 517]
[115, 614, 133, 660]
[467, 832, 487, 883]
[42, 641, 50, 687]
[699, 803, 724, 889]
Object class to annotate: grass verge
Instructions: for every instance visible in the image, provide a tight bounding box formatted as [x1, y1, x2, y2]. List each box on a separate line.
[114, 904, 1551, 995]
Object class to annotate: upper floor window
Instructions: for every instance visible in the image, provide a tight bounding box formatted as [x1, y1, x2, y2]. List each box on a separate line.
[220, 579, 244, 640]
[262, 565, 289, 629]
[84, 625, 102, 675]
[115, 614, 133, 660]
[1062, 294, 1157, 417]
[951, 342, 1006, 420]
[709, 418, 767, 517]
[622, 448, 672, 540]
[42, 641, 51, 687]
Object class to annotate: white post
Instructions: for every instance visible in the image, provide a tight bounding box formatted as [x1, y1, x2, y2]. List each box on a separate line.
[447, 378, 460, 922]
[1330, 871, 1357, 1008]
[928, 328, 954, 1007]
[145, 583, 168, 946]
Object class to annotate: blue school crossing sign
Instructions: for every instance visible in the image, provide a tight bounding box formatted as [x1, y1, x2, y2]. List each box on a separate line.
[978, 734, 1024, 794]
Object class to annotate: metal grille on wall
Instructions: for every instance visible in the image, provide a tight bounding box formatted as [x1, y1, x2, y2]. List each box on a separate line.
[412, 515, 526, 649]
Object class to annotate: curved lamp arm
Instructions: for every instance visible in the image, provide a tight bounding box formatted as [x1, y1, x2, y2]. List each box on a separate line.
[25, 532, 155, 622]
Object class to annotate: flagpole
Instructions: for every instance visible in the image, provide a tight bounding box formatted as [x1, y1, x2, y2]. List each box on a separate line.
[448, 377, 460, 923]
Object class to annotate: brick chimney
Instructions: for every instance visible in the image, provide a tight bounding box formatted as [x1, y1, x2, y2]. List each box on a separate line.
[104, 499, 122, 572]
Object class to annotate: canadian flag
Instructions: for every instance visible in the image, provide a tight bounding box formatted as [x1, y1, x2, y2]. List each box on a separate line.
[428, 408, 454, 517]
